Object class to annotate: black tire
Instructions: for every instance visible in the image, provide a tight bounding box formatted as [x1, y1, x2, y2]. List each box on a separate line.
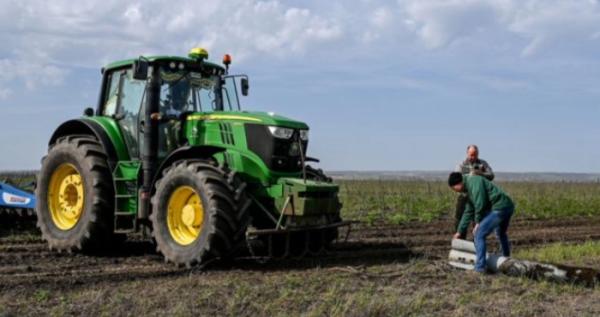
[36, 136, 114, 252]
[150, 160, 251, 266]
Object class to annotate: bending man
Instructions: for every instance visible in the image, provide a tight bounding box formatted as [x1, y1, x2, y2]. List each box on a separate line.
[454, 145, 494, 238]
[448, 172, 514, 273]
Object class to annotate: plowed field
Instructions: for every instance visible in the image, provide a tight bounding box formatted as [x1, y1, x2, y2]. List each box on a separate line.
[2, 216, 600, 316]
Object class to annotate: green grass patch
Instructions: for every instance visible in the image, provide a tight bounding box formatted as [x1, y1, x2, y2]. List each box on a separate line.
[0, 172, 36, 191]
[33, 289, 50, 302]
[514, 241, 600, 267]
[338, 180, 600, 224]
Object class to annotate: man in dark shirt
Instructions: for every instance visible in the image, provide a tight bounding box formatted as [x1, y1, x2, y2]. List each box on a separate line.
[448, 172, 515, 273]
[453, 145, 494, 238]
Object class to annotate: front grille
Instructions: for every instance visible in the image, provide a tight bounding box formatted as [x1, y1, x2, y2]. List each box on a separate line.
[245, 124, 308, 173]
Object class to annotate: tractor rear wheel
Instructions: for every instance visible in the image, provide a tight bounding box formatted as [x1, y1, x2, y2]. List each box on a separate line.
[151, 160, 250, 267]
[36, 136, 114, 252]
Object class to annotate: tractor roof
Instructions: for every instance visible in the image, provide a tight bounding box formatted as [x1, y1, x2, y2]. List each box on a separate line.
[103, 56, 223, 72]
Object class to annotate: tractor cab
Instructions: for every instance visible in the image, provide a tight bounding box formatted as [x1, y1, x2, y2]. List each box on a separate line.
[97, 49, 248, 160]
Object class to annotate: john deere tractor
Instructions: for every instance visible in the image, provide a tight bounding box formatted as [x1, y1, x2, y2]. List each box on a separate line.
[36, 48, 347, 266]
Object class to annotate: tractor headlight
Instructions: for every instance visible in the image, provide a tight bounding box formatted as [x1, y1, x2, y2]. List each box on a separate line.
[268, 126, 294, 139]
[299, 130, 309, 141]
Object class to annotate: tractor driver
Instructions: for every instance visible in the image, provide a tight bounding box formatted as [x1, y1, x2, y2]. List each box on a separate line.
[158, 80, 192, 157]
[453, 145, 494, 239]
[161, 79, 192, 118]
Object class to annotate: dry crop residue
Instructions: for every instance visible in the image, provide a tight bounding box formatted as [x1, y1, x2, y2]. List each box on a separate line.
[2, 217, 600, 289]
[2, 217, 600, 316]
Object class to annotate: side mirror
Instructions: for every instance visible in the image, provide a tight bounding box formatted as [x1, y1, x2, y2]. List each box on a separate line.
[83, 107, 94, 116]
[132, 59, 149, 80]
[241, 78, 249, 96]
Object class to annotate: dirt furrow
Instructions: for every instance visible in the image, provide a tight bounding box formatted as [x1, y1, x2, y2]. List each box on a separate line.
[0, 216, 599, 291]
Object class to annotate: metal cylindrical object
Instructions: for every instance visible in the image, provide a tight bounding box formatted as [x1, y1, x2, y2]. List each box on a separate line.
[448, 261, 475, 271]
[449, 239, 599, 285]
[449, 239, 509, 272]
[451, 238, 476, 253]
[449, 249, 476, 264]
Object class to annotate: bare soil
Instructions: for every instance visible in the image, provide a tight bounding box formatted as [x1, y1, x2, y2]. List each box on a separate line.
[1, 216, 600, 316]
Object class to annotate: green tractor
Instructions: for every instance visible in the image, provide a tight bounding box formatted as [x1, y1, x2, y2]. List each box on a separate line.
[35, 48, 348, 266]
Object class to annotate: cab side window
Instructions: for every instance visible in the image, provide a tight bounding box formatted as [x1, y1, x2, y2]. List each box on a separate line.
[119, 70, 146, 117]
[116, 70, 146, 158]
[103, 71, 122, 116]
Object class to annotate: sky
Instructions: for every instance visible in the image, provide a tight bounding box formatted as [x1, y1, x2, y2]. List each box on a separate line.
[0, 0, 599, 173]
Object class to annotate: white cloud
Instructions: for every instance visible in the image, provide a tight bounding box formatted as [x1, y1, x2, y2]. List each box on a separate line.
[0, 0, 347, 91]
[2, 1, 599, 61]
[402, 0, 503, 49]
[122, 4, 142, 24]
[1, 0, 600, 93]
[0, 1, 345, 67]
[506, 1, 600, 56]
[360, 6, 396, 42]
[397, 0, 600, 56]
[0, 59, 67, 91]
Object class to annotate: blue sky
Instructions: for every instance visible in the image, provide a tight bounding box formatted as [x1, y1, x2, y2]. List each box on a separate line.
[1, 0, 599, 172]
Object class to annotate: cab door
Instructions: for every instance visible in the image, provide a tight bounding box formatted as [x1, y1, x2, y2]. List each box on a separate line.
[115, 70, 146, 159]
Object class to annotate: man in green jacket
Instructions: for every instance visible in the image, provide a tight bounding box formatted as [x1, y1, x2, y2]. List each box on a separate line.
[448, 172, 515, 273]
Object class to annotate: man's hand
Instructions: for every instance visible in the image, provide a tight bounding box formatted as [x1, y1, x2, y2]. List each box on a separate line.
[452, 232, 462, 240]
[470, 169, 485, 176]
[472, 223, 480, 236]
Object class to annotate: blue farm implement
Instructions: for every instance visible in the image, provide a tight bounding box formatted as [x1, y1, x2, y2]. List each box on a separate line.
[0, 182, 36, 217]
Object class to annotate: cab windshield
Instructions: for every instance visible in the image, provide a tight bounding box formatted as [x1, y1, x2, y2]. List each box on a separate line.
[159, 67, 240, 114]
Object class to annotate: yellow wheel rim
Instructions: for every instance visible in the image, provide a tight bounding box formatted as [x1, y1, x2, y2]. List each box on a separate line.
[48, 163, 85, 230]
[167, 186, 204, 246]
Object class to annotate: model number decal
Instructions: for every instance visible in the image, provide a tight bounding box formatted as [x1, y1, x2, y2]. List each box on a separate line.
[2, 193, 30, 205]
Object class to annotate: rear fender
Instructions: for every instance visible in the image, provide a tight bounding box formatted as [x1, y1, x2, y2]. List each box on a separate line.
[48, 118, 126, 170]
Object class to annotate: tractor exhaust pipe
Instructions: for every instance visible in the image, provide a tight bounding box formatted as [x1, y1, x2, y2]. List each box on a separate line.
[139, 65, 161, 221]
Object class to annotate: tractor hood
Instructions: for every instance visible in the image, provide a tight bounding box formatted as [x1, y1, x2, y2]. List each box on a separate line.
[187, 111, 309, 130]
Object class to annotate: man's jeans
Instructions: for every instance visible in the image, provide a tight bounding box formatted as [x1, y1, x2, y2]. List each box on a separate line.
[474, 207, 514, 272]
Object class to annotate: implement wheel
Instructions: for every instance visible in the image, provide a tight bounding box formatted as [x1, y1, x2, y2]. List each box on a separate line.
[151, 160, 250, 267]
[36, 136, 114, 252]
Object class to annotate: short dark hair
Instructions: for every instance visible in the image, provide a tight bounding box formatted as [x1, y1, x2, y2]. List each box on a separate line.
[467, 144, 479, 152]
[448, 172, 463, 187]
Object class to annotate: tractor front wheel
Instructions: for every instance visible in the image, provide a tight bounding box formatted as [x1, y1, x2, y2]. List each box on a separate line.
[151, 160, 250, 267]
